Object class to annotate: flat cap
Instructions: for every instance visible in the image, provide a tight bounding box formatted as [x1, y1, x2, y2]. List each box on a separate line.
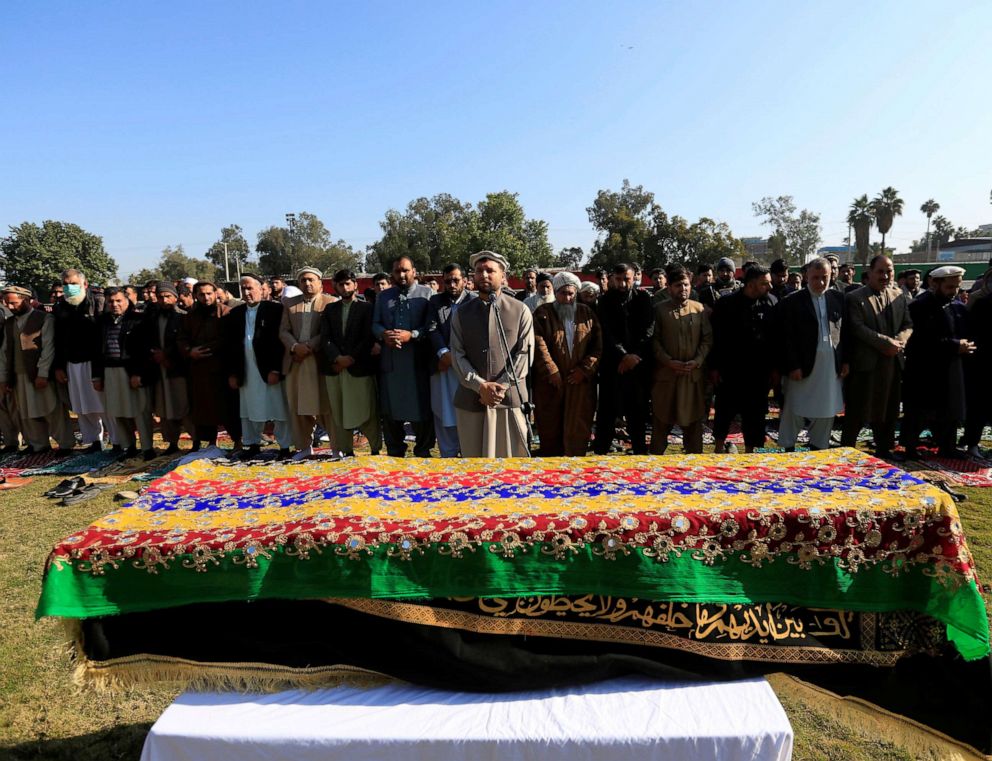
[156, 282, 178, 297]
[469, 250, 509, 270]
[296, 266, 322, 281]
[929, 265, 965, 279]
[716, 257, 736, 271]
[1, 285, 32, 297]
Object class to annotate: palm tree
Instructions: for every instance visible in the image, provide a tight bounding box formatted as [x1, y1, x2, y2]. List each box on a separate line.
[920, 199, 940, 260]
[871, 187, 904, 257]
[847, 194, 874, 265]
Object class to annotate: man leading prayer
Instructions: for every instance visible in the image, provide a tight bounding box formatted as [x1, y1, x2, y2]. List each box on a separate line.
[451, 250, 534, 457]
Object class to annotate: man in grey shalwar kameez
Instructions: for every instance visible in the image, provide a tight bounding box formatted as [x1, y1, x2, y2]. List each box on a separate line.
[372, 256, 435, 457]
[777, 258, 848, 451]
[0, 286, 75, 452]
[451, 251, 534, 458]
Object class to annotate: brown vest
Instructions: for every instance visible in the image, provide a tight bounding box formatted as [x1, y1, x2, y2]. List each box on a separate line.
[4, 309, 46, 382]
[453, 293, 530, 411]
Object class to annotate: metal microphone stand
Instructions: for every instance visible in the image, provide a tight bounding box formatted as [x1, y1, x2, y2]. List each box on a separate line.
[490, 294, 535, 455]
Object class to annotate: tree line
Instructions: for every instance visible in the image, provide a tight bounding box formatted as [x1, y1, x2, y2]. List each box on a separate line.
[1, 182, 986, 296]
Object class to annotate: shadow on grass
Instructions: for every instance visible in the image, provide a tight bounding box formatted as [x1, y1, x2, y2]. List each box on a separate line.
[2, 723, 152, 761]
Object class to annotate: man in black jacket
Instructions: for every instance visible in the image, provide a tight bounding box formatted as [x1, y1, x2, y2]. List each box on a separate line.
[223, 274, 291, 459]
[776, 258, 847, 451]
[52, 268, 113, 452]
[93, 288, 155, 459]
[593, 263, 654, 455]
[709, 266, 777, 453]
[320, 269, 382, 456]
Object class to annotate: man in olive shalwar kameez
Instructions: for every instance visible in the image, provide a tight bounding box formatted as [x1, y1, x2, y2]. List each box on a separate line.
[531, 271, 601, 456]
[372, 256, 435, 457]
[650, 267, 713, 454]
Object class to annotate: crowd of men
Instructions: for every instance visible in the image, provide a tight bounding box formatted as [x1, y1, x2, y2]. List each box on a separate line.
[0, 250, 989, 461]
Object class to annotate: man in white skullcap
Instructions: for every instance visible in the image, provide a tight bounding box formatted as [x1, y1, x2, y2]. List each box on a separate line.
[901, 265, 974, 458]
[278, 266, 338, 458]
[451, 250, 534, 457]
[0, 285, 75, 451]
[531, 270, 601, 455]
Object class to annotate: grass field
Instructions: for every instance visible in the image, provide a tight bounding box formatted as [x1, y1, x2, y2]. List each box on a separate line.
[1, 447, 990, 760]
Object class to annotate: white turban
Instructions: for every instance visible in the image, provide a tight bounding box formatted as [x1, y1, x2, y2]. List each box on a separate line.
[552, 271, 581, 292]
[929, 265, 965, 279]
[578, 281, 600, 294]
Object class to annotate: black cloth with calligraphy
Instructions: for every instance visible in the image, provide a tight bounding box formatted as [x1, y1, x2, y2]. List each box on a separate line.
[79, 597, 990, 753]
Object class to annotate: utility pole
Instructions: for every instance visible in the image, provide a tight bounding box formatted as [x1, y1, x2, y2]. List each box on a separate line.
[285, 212, 297, 277]
[222, 241, 230, 283]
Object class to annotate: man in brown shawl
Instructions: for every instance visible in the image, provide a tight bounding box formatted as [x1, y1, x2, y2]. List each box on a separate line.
[531, 271, 601, 456]
[178, 282, 242, 452]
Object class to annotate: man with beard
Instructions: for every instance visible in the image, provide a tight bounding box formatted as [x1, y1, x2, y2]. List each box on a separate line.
[51, 268, 115, 452]
[0, 285, 74, 452]
[451, 250, 534, 457]
[650, 266, 712, 455]
[900, 266, 974, 458]
[223, 274, 291, 460]
[133, 282, 193, 455]
[593, 263, 654, 455]
[902, 269, 924, 301]
[93, 288, 155, 459]
[269, 276, 286, 302]
[0, 300, 20, 453]
[837, 263, 857, 292]
[515, 268, 538, 302]
[372, 256, 435, 457]
[523, 273, 555, 313]
[279, 267, 337, 459]
[963, 268, 992, 458]
[532, 271, 601, 456]
[321, 269, 382, 456]
[427, 263, 476, 457]
[769, 259, 794, 301]
[709, 266, 777, 453]
[178, 282, 241, 452]
[840, 255, 913, 459]
[777, 258, 848, 452]
[698, 257, 742, 310]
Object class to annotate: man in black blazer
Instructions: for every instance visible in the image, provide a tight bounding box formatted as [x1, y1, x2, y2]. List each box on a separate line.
[776, 258, 848, 451]
[594, 262, 655, 455]
[223, 274, 292, 459]
[320, 269, 382, 455]
[427, 263, 477, 457]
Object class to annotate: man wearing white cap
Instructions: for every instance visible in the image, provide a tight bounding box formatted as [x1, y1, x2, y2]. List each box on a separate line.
[0, 285, 75, 451]
[532, 270, 601, 456]
[279, 266, 337, 458]
[451, 250, 534, 457]
[900, 265, 974, 458]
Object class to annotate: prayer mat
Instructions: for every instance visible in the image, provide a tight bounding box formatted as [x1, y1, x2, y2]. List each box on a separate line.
[22, 449, 123, 476]
[37, 449, 991, 751]
[4, 448, 72, 471]
[0, 475, 33, 490]
[919, 456, 992, 488]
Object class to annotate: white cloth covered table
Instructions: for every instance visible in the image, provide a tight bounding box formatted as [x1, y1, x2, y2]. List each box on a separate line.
[141, 676, 793, 761]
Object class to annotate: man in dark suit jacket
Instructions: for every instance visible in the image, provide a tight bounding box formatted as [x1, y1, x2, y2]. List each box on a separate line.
[840, 255, 913, 459]
[427, 263, 477, 457]
[223, 274, 291, 459]
[320, 269, 382, 455]
[776, 258, 848, 451]
[594, 263, 655, 455]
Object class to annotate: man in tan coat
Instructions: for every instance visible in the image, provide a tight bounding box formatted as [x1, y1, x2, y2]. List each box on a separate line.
[532, 271, 601, 456]
[840, 255, 913, 459]
[651, 266, 712, 454]
[279, 267, 338, 458]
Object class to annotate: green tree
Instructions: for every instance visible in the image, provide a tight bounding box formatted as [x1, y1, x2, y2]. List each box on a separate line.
[871, 187, 904, 258]
[931, 215, 955, 246]
[767, 230, 788, 261]
[847, 195, 874, 265]
[129, 245, 215, 284]
[467, 191, 554, 272]
[751, 196, 822, 265]
[366, 193, 474, 274]
[919, 199, 940, 259]
[554, 246, 585, 269]
[206, 224, 251, 281]
[585, 180, 660, 270]
[256, 211, 360, 277]
[0, 220, 118, 295]
[650, 214, 744, 269]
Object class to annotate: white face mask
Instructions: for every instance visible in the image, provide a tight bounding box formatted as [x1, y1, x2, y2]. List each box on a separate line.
[64, 283, 86, 306]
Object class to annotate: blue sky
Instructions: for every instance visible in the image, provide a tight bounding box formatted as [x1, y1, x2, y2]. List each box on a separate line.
[2, 1, 990, 277]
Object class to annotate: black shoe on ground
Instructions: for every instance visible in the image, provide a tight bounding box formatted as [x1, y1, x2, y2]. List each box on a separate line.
[49, 477, 85, 498]
[0, 444, 19, 456]
[937, 448, 968, 460]
[81, 442, 102, 454]
[236, 445, 261, 461]
[142, 449, 157, 461]
[163, 444, 180, 456]
[277, 448, 292, 461]
[879, 450, 906, 463]
[121, 446, 137, 458]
